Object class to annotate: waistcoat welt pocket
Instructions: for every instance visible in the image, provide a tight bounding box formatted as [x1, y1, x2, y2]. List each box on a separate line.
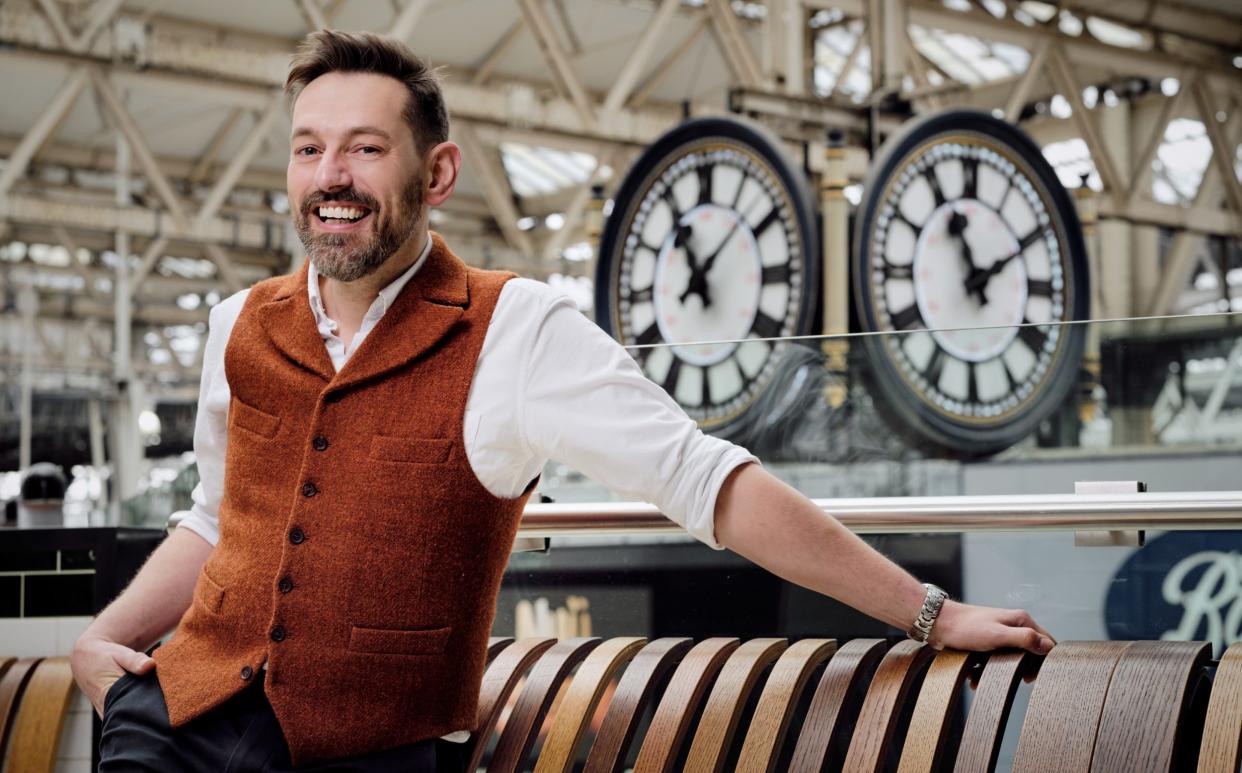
[368, 436, 453, 464]
[194, 567, 225, 615]
[230, 398, 281, 439]
[348, 624, 452, 656]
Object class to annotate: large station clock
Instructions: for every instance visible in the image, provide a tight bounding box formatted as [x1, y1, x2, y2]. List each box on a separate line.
[853, 110, 1090, 455]
[595, 117, 819, 435]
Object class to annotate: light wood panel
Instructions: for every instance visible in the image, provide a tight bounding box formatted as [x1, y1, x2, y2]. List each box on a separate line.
[584, 637, 692, 773]
[1199, 642, 1242, 773]
[897, 649, 978, 773]
[633, 637, 740, 773]
[683, 638, 788, 773]
[735, 638, 837, 773]
[1012, 641, 1132, 773]
[0, 657, 40, 766]
[488, 636, 516, 663]
[1090, 640, 1210, 773]
[467, 637, 557, 773]
[535, 637, 647, 773]
[841, 640, 935, 773]
[954, 650, 1038, 773]
[788, 638, 888, 773]
[7, 657, 77, 773]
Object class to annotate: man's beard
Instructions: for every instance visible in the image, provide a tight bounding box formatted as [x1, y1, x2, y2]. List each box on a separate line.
[294, 177, 423, 283]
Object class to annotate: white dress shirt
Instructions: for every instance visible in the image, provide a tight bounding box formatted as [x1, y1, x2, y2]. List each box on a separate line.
[173, 234, 756, 743]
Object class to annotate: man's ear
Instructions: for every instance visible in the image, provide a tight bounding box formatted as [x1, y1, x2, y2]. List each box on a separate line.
[424, 141, 461, 207]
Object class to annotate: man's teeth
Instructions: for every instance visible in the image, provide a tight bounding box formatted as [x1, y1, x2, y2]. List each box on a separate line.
[318, 206, 366, 221]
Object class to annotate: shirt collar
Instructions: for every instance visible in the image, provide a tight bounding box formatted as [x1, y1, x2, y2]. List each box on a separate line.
[307, 231, 433, 325]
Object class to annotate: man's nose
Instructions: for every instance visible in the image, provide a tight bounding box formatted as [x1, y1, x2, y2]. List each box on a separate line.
[314, 150, 351, 192]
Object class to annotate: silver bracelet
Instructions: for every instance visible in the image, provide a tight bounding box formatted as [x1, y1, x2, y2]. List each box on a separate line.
[907, 583, 948, 643]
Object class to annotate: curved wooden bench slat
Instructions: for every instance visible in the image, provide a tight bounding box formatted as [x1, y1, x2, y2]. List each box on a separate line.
[841, 639, 935, 773]
[0, 657, 41, 765]
[488, 637, 516, 663]
[535, 637, 648, 773]
[8, 657, 77, 773]
[953, 650, 1038, 773]
[788, 638, 888, 773]
[896, 649, 979, 773]
[584, 637, 693, 773]
[736, 638, 837, 773]
[1012, 640, 1132, 772]
[633, 637, 740, 773]
[683, 638, 788, 773]
[468, 637, 558, 773]
[489, 637, 602, 773]
[1200, 641, 1242, 773]
[1090, 640, 1211, 773]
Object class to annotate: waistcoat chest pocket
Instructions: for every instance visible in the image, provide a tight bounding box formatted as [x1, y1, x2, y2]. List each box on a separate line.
[230, 398, 281, 439]
[348, 624, 452, 656]
[369, 436, 453, 464]
[193, 566, 226, 615]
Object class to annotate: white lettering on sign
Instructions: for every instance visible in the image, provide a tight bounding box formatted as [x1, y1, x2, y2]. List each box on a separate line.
[1160, 550, 1242, 655]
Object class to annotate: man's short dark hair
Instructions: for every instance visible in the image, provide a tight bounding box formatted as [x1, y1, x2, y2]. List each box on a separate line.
[285, 29, 449, 153]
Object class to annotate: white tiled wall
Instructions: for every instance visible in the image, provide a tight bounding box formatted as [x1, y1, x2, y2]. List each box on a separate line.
[1, 615, 95, 773]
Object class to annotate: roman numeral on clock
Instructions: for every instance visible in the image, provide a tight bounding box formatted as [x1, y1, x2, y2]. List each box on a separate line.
[923, 166, 946, 207]
[762, 264, 790, 285]
[750, 207, 780, 239]
[1017, 320, 1047, 353]
[628, 284, 653, 304]
[1028, 279, 1052, 297]
[923, 346, 946, 386]
[1018, 225, 1048, 252]
[962, 157, 978, 200]
[890, 305, 923, 331]
[752, 311, 782, 339]
[635, 322, 662, 346]
[661, 355, 682, 393]
[884, 263, 913, 280]
[697, 164, 714, 207]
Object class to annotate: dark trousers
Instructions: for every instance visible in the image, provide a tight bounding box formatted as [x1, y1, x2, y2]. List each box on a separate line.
[99, 670, 467, 772]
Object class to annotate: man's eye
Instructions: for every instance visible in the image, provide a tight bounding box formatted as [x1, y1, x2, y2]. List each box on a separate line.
[359, 146, 381, 155]
[295, 147, 319, 157]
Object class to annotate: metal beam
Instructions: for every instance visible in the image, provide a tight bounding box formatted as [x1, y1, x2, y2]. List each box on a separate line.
[830, 24, 865, 98]
[0, 68, 87, 197]
[189, 107, 246, 184]
[1003, 40, 1047, 123]
[705, 0, 764, 89]
[1128, 73, 1194, 200]
[88, 68, 189, 225]
[295, 0, 328, 31]
[1045, 44, 1126, 205]
[602, 0, 680, 114]
[195, 92, 284, 226]
[471, 18, 524, 86]
[128, 235, 170, 299]
[540, 149, 618, 261]
[388, 0, 434, 43]
[202, 243, 247, 294]
[517, 0, 598, 130]
[453, 123, 534, 257]
[1192, 79, 1242, 218]
[629, 15, 710, 109]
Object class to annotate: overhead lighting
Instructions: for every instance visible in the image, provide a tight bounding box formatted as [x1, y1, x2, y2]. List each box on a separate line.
[545, 213, 566, 231]
[516, 216, 537, 231]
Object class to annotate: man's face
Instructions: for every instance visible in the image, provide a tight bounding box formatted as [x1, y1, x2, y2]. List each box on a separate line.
[288, 72, 425, 282]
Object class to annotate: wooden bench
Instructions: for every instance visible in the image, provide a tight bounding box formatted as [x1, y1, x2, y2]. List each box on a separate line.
[470, 637, 1242, 773]
[0, 656, 78, 773]
[6, 640, 1241, 772]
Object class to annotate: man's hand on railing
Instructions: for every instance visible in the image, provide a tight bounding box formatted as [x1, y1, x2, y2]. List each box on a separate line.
[929, 601, 1055, 655]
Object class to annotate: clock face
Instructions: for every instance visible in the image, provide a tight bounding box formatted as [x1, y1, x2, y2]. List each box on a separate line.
[854, 110, 1089, 455]
[596, 117, 819, 434]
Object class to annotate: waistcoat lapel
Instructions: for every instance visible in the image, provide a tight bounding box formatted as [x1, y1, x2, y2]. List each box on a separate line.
[327, 232, 469, 394]
[255, 260, 336, 382]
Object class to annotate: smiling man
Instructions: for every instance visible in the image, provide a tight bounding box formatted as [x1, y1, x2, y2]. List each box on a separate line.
[72, 30, 1054, 772]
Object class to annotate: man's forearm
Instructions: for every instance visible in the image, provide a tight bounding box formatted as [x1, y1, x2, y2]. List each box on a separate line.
[713, 463, 927, 632]
[84, 527, 215, 650]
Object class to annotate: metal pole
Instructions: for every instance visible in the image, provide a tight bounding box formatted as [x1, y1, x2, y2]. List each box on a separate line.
[821, 130, 850, 408]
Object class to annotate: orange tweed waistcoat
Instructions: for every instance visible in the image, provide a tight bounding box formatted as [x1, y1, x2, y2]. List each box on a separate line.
[152, 234, 534, 765]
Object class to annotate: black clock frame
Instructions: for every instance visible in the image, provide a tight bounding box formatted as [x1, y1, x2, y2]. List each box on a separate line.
[594, 116, 821, 437]
[851, 109, 1091, 456]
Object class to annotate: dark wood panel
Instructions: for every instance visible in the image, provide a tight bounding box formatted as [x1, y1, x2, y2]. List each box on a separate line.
[954, 650, 1038, 773]
[789, 638, 888, 773]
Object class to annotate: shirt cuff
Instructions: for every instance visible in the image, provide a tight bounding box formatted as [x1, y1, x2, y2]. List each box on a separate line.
[690, 449, 761, 550]
[175, 509, 220, 547]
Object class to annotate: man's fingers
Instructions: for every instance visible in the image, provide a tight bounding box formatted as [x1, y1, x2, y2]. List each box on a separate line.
[1005, 626, 1053, 655]
[117, 649, 155, 674]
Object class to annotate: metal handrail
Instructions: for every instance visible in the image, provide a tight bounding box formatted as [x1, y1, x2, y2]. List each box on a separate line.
[517, 491, 1242, 537]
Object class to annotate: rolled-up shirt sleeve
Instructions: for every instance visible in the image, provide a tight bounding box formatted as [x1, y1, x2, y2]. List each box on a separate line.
[172, 292, 247, 546]
[518, 289, 758, 549]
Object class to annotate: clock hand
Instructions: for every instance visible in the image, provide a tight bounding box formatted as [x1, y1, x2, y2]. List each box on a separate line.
[947, 209, 988, 304]
[701, 216, 744, 276]
[964, 250, 1023, 294]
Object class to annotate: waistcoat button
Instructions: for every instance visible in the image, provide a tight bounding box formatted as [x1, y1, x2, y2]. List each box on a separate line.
[270, 625, 287, 643]
[240, 665, 253, 680]
[289, 528, 305, 545]
[312, 436, 329, 451]
[278, 576, 294, 593]
[301, 482, 318, 497]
